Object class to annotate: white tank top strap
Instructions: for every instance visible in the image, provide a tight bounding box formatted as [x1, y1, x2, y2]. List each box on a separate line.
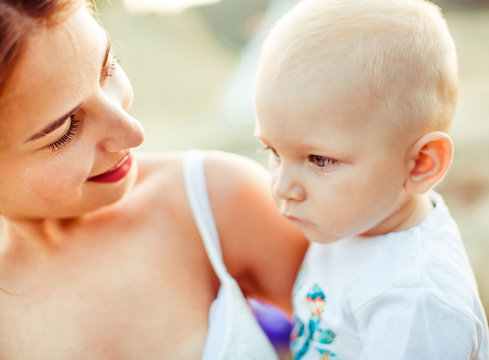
[183, 150, 280, 360]
[183, 149, 231, 283]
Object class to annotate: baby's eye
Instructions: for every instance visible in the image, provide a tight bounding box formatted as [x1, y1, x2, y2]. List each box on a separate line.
[308, 154, 338, 168]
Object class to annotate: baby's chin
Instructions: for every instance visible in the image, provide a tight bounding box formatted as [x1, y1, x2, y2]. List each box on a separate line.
[299, 226, 343, 244]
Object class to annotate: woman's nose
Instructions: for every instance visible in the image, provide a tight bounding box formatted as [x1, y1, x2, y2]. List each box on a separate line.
[91, 95, 145, 153]
[93, 65, 143, 152]
[271, 165, 305, 202]
[100, 108, 145, 153]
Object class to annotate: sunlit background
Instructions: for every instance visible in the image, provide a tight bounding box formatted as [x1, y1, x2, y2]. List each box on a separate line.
[95, 0, 489, 321]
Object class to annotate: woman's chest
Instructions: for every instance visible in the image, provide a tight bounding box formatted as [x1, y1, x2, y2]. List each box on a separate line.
[0, 218, 216, 359]
[0, 295, 209, 360]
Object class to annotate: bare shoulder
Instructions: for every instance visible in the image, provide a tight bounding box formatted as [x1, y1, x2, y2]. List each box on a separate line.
[123, 151, 192, 228]
[134, 151, 183, 182]
[203, 150, 270, 197]
[203, 150, 277, 244]
[129, 150, 307, 312]
[132, 151, 185, 197]
[132, 150, 269, 213]
[203, 151, 308, 311]
[124, 151, 219, 288]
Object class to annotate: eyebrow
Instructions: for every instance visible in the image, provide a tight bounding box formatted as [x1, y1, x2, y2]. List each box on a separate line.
[26, 39, 111, 143]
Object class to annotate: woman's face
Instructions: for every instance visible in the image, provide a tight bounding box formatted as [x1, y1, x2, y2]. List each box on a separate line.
[0, 6, 145, 220]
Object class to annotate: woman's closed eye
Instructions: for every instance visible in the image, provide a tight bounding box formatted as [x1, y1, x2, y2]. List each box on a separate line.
[46, 55, 120, 152]
[308, 154, 338, 169]
[48, 116, 80, 152]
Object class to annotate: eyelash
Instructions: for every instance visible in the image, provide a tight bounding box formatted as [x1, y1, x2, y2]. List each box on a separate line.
[100, 56, 119, 82]
[46, 56, 120, 152]
[308, 154, 338, 169]
[259, 145, 338, 169]
[258, 145, 279, 158]
[109, 56, 120, 77]
[48, 117, 80, 152]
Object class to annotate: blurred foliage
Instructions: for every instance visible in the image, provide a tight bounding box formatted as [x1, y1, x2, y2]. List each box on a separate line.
[95, 0, 489, 50]
[199, 0, 269, 50]
[434, 0, 489, 7]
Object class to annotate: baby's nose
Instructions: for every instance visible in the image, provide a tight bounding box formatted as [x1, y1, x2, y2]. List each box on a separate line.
[272, 168, 305, 202]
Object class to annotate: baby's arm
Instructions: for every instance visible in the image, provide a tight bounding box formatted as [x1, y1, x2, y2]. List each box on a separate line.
[356, 288, 483, 359]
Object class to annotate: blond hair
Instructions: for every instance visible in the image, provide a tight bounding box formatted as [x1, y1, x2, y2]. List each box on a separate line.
[257, 0, 458, 132]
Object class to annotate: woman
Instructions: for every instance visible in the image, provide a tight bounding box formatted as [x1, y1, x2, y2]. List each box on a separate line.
[0, 0, 307, 358]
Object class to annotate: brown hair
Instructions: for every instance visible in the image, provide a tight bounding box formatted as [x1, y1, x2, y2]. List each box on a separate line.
[0, 0, 87, 96]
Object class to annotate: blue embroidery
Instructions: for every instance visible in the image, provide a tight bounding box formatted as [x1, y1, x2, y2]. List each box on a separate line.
[291, 283, 338, 359]
[291, 317, 310, 359]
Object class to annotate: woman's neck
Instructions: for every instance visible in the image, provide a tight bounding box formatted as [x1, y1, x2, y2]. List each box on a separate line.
[0, 215, 78, 253]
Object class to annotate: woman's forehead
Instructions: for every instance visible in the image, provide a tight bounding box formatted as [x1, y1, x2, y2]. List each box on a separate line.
[0, 7, 107, 130]
[11, 8, 104, 86]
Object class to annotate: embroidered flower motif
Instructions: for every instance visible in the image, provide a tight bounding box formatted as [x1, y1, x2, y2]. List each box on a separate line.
[291, 283, 338, 359]
[306, 283, 327, 318]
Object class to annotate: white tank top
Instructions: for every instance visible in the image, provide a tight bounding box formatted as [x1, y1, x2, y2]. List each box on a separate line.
[183, 150, 279, 360]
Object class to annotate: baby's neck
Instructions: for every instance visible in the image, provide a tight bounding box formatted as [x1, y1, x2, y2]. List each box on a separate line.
[363, 193, 434, 236]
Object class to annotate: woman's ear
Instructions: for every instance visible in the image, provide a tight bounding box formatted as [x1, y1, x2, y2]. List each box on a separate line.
[404, 131, 453, 195]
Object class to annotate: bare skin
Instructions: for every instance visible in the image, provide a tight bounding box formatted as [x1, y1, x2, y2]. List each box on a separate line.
[0, 152, 307, 359]
[0, 5, 307, 359]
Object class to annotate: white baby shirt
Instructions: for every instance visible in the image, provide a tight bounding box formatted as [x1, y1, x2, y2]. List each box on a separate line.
[291, 192, 489, 360]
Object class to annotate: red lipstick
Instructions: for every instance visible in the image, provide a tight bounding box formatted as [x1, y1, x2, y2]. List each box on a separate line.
[87, 152, 133, 183]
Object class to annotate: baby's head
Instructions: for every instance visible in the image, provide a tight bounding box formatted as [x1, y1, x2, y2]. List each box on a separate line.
[254, 0, 458, 243]
[256, 0, 458, 134]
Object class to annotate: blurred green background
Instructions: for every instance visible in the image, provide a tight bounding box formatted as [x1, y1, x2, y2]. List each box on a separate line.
[96, 0, 489, 319]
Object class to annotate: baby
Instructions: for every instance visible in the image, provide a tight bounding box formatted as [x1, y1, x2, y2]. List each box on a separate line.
[253, 0, 489, 358]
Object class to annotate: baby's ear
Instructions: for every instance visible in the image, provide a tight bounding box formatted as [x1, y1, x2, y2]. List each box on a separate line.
[404, 131, 453, 195]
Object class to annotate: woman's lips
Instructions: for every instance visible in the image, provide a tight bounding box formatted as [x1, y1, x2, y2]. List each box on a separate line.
[87, 152, 133, 183]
